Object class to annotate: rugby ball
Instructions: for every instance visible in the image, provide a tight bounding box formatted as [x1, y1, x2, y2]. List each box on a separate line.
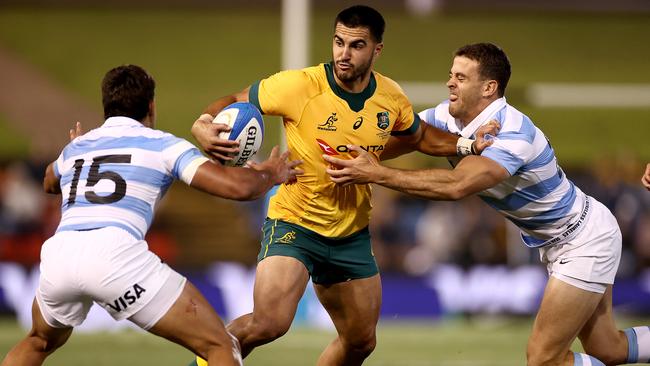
[214, 102, 264, 167]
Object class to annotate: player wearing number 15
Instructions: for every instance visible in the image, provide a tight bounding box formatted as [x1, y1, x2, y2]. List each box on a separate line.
[1, 65, 301, 366]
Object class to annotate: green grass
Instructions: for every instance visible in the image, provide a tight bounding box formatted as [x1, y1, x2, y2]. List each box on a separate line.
[0, 317, 531, 365]
[0, 8, 648, 161]
[2, 316, 648, 365]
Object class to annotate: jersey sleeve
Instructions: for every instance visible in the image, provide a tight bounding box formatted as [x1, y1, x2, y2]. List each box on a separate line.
[481, 135, 531, 175]
[161, 135, 209, 184]
[390, 91, 420, 136]
[249, 69, 313, 122]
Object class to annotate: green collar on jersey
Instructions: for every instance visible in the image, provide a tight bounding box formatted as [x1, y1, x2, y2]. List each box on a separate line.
[324, 62, 376, 112]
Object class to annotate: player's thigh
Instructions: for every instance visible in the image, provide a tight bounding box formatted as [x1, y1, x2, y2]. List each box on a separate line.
[578, 285, 628, 362]
[252, 256, 310, 324]
[314, 274, 381, 341]
[529, 276, 603, 357]
[147, 281, 230, 355]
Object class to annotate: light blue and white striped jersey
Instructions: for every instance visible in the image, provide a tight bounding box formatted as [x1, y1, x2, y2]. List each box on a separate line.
[419, 98, 588, 248]
[52, 117, 208, 240]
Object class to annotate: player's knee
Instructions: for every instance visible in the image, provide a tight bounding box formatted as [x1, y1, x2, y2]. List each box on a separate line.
[25, 332, 61, 354]
[343, 330, 377, 357]
[194, 331, 233, 358]
[251, 318, 291, 342]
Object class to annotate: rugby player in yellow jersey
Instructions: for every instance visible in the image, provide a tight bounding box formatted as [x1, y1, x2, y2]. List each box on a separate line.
[190, 5, 495, 365]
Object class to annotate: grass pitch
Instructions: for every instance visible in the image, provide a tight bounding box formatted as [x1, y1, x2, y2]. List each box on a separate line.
[3, 316, 646, 365]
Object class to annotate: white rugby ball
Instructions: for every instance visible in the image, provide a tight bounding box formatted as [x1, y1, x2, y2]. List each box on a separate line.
[213, 102, 264, 167]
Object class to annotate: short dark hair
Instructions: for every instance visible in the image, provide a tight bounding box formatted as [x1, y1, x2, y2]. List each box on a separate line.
[455, 43, 511, 97]
[102, 64, 155, 121]
[334, 5, 385, 43]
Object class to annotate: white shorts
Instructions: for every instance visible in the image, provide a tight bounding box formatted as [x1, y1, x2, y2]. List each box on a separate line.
[539, 197, 622, 294]
[36, 227, 186, 330]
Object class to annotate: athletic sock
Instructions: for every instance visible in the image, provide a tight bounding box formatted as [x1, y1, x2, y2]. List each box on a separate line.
[625, 326, 650, 363]
[573, 352, 605, 366]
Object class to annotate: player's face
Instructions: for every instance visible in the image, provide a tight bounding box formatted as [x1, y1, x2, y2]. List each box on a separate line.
[332, 23, 382, 86]
[447, 56, 487, 124]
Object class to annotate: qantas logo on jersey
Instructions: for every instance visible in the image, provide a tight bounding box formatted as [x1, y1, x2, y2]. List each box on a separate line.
[107, 283, 146, 313]
[318, 113, 338, 131]
[316, 139, 339, 155]
[336, 144, 385, 153]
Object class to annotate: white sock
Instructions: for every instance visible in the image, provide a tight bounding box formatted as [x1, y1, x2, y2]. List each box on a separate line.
[573, 352, 605, 366]
[625, 326, 650, 363]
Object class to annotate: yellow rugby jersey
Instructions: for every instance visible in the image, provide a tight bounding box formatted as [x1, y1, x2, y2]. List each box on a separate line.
[250, 63, 419, 238]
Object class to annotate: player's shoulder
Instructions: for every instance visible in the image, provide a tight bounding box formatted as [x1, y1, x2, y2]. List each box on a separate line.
[373, 70, 408, 97]
[70, 122, 185, 153]
[419, 100, 451, 130]
[262, 64, 325, 94]
[419, 100, 451, 120]
[269, 64, 324, 84]
[496, 104, 539, 142]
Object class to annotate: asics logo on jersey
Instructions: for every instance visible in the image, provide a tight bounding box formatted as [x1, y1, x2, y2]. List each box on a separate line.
[277, 231, 297, 244]
[316, 139, 339, 155]
[318, 113, 338, 131]
[107, 283, 146, 313]
[353, 117, 363, 130]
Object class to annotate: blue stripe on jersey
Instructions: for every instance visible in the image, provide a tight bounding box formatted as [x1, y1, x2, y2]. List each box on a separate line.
[482, 147, 524, 175]
[429, 113, 448, 131]
[504, 184, 577, 230]
[62, 135, 183, 161]
[520, 144, 555, 172]
[521, 234, 547, 246]
[517, 115, 537, 143]
[574, 352, 584, 366]
[60, 164, 172, 188]
[493, 107, 506, 125]
[479, 172, 564, 211]
[494, 118, 536, 144]
[57, 222, 142, 240]
[432, 103, 450, 131]
[171, 147, 204, 180]
[62, 195, 154, 226]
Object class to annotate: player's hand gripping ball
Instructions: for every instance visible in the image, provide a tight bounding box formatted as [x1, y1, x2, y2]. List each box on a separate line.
[214, 102, 264, 167]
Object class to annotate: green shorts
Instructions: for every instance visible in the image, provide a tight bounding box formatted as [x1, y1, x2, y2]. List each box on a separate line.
[258, 218, 379, 285]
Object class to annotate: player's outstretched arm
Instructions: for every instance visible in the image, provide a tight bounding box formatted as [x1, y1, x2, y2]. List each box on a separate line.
[382, 120, 498, 161]
[643, 163, 650, 191]
[324, 145, 508, 200]
[191, 87, 250, 162]
[190, 147, 302, 201]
